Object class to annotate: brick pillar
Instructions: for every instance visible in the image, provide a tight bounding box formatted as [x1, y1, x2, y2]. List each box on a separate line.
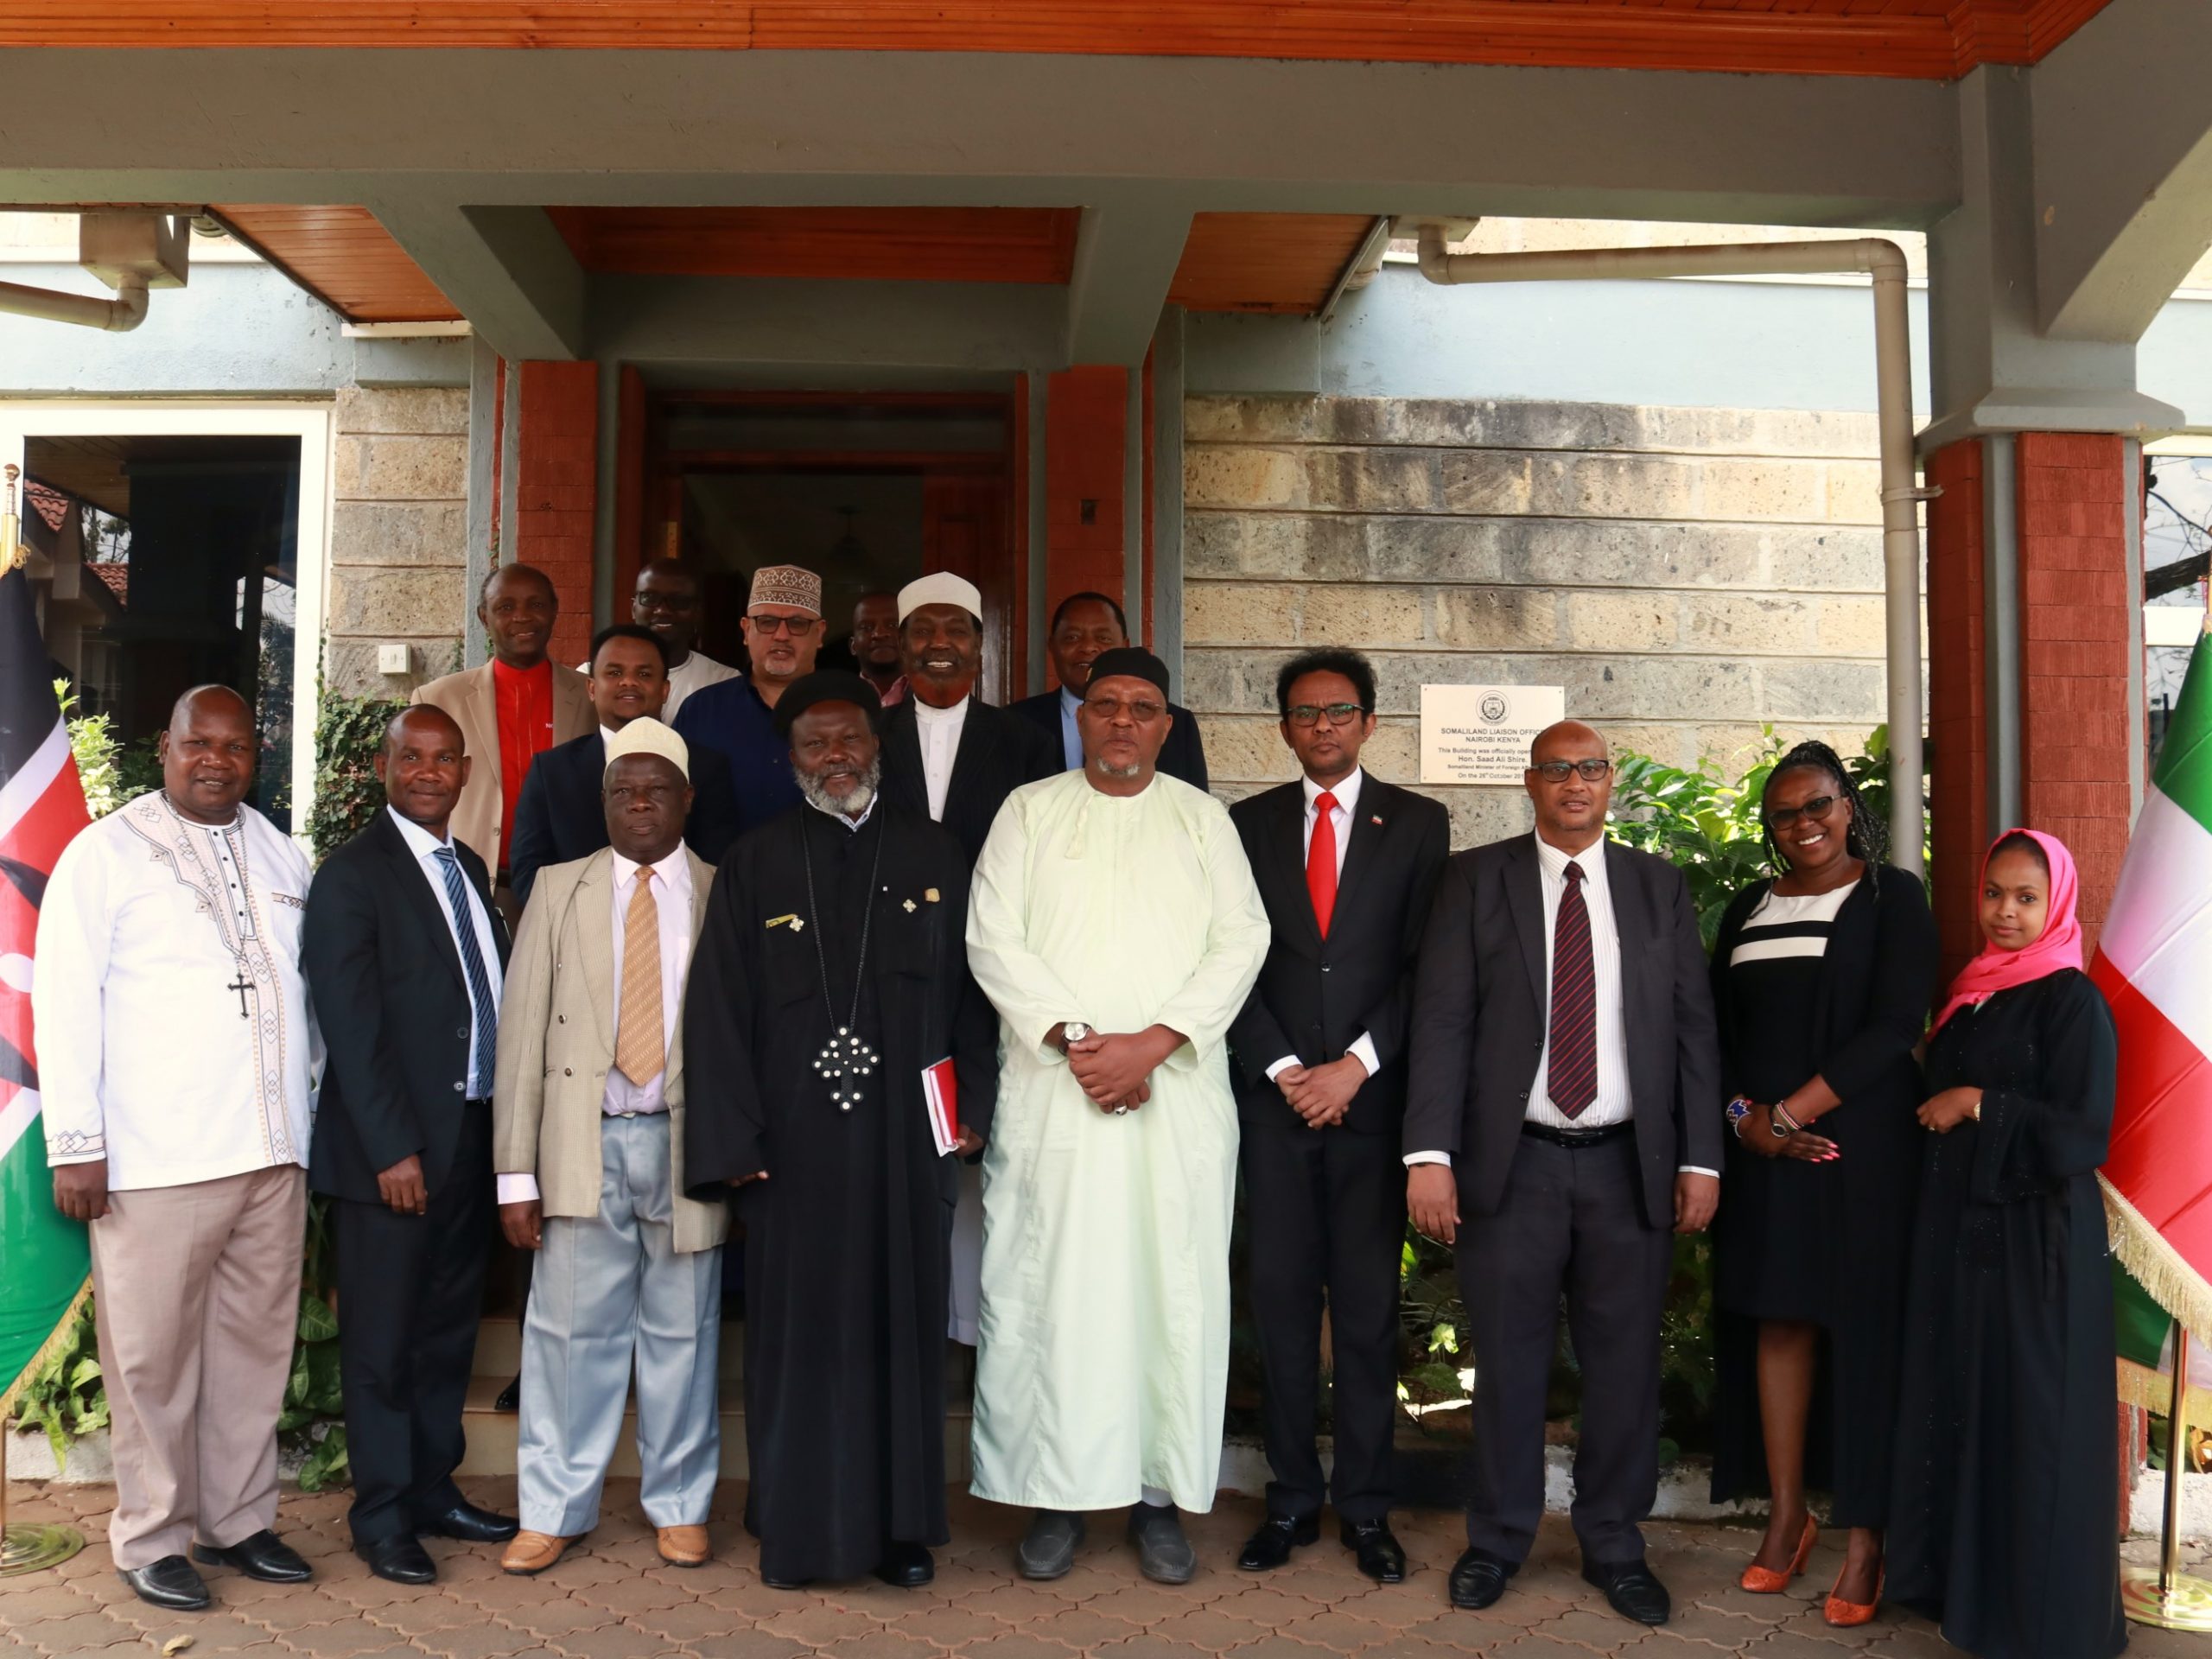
[513, 360, 599, 668]
[2015, 432, 2134, 954]
[1043, 365, 1128, 680]
[1925, 438, 1989, 978]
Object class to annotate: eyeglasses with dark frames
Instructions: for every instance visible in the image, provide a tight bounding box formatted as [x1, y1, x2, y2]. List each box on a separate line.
[1531, 759, 1612, 783]
[1286, 702, 1369, 728]
[1083, 696, 1166, 722]
[747, 613, 818, 637]
[1766, 794, 1840, 831]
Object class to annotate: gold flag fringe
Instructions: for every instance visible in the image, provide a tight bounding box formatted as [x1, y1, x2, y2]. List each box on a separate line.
[2117, 1356, 2212, 1425]
[2101, 1173, 2212, 1356]
[0, 1275, 92, 1425]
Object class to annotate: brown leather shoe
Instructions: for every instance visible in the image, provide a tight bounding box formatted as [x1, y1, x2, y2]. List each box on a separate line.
[656, 1525, 710, 1567]
[500, 1531, 575, 1576]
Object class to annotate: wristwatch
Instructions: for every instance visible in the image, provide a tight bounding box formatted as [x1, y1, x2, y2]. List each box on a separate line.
[1057, 1020, 1092, 1056]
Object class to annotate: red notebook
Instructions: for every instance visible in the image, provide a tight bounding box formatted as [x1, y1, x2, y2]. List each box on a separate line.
[922, 1058, 958, 1156]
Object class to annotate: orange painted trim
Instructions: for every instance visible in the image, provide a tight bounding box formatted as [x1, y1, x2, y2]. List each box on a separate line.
[1013, 372, 1031, 697]
[1170, 212, 1377, 316]
[0, 0, 2113, 79]
[612, 364, 647, 612]
[547, 206, 1080, 284]
[209, 203, 460, 323]
[1140, 343, 1154, 650]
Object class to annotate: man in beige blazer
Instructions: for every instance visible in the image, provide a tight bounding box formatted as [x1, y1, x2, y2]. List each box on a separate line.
[490, 717, 727, 1575]
[414, 564, 593, 903]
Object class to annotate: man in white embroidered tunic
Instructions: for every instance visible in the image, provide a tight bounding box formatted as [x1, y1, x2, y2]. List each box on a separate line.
[35, 686, 317, 1614]
[964, 648, 1270, 1585]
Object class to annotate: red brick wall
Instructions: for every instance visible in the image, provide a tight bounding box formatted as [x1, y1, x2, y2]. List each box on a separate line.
[1925, 438, 1989, 979]
[1043, 365, 1128, 681]
[2014, 430, 2133, 955]
[513, 360, 600, 667]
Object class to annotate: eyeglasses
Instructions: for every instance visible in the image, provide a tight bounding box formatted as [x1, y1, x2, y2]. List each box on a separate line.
[1767, 794, 1839, 831]
[1083, 696, 1165, 722]
[747, 613, 818, 637]
[1532, 759, 1612, 783]
[1287, 702, 1368, 728]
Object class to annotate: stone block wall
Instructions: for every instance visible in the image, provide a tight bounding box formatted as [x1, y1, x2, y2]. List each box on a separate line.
[324, 385, 470, 696]
[1182, 395, 1902, 847]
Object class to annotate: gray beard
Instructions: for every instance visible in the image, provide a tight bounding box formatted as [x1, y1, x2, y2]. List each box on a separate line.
[798, 755, 882, 818]
[1092, 759, 1147, 780]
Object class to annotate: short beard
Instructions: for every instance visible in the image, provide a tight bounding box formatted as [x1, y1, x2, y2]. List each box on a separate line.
[798, 755, 882, 817]
[1091, 758, 1147, 780]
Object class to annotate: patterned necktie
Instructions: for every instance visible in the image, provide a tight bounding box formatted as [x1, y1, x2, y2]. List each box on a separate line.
[615, 867, 665, 1084]
[434, 847, 498, 1098]
[1548, 860, 1599, 1118]
[1306, 791, 1339, 938]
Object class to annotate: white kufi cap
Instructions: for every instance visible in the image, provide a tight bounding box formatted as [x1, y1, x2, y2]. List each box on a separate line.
[602, 715, 690, 782]
[897, 570, 984, 623]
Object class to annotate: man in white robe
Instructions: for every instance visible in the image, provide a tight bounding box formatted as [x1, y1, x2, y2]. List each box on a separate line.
[35, 686, 317, 1613]
[964, 648, 1269, 1585]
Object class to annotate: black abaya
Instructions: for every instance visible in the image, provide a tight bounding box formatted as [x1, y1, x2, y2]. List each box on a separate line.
[1888, 969, 2126, 1659]
[683, 802, 997, 1584]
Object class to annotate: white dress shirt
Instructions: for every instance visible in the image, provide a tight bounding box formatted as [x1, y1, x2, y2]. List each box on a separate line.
[1262, 767, 1380, 1084]
[1406, 834, 1718, 1178]
[387, 805, 505, 1096]
[911, 693, 970, 823]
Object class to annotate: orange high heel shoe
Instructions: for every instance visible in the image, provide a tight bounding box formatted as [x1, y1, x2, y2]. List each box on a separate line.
[1824, 1562, 1884, 1627]
[1738, 1512, 1817, 1592]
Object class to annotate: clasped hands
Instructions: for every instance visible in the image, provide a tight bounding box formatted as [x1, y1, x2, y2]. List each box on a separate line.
[1274, 1055, 1366, 1130]
[1060, 1023, 1184, 1115]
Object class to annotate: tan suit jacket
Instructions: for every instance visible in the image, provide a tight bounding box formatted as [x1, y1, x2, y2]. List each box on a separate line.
[492, 845, 728, 1254]
[413, 660, 594, 871]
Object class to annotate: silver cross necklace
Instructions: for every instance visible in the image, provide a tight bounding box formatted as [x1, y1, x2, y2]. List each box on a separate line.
[798, 813, 886, 1111]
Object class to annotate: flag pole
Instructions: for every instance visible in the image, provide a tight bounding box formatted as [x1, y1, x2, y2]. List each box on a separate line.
[2122, 1324, 2212, 1629]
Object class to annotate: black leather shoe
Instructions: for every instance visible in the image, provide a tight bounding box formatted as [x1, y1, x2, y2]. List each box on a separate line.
[1583, 1558, 1671, 1626]
[493, 1375, 521, 1413]
[356, 1534, 437, 1586]
[1237, 1515, 1319, 1571]
[118, 1556, 211, 1611]
[1448, 1546, 1515, 1610]
[192, 1530, 311, 1583]
[874, 1541, 935, 1587]
[1341, 1518, 1408, 1584]
[416, 1501, 519, 1544]
[760, 1572, 815, 1590]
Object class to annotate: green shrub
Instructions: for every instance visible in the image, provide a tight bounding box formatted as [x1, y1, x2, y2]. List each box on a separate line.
[308, 688, 404, 861]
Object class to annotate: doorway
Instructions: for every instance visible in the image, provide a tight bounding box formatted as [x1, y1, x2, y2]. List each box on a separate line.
[629, 389, 1024, 702]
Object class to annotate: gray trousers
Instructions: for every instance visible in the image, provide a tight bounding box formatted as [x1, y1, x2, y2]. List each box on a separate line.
[518, 1114, 722, 1535]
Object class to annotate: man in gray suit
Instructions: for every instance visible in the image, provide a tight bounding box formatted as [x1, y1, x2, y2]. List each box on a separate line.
[491, 717, 728, 1577]
[1404, 720, 1720, 1627]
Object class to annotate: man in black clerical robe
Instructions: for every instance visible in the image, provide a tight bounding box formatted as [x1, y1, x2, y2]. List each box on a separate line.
[683, 671, 996, 1591]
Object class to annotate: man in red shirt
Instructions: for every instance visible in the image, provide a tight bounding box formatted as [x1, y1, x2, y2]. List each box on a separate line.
[414, 565, 594, 916]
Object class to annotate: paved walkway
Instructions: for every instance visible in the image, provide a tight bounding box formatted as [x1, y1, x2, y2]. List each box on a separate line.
[3, 1478, 2202, 1658]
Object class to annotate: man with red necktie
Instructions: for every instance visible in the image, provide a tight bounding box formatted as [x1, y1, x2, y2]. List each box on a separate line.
[1402, 720, 1721, 1630]
[1226, 650, 1448, 1586]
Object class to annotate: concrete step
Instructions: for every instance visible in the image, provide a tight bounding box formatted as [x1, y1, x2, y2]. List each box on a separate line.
[457, 1376, 975, 1483]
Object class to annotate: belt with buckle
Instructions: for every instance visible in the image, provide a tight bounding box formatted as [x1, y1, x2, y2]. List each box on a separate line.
[1520, 1121, 1633, 1149]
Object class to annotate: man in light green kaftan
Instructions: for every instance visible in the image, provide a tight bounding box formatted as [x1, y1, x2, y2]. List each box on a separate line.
[964, 648, 1270, 1585]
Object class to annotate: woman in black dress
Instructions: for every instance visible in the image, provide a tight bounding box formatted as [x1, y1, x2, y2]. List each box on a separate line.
[1889, 829, 2126, 1659]
[1709, 741, 1937, 1625]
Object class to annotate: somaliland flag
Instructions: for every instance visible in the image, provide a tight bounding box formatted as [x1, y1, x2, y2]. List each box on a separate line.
[0, 560, 93, 1414]
[2094, 630, 2212, 1351]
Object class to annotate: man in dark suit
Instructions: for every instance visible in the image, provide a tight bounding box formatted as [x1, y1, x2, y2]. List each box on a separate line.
[303, 706, 521, 1585]
[879, 571, 1059, 866]
[1227, 650, 1448, 1585]
[1008, 591, 1208, 791]
[1403, 720, 1721, 1627]
[508, 624, 743, 907]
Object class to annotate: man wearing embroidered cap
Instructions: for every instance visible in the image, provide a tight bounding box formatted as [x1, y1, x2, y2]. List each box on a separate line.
[685, 672, 998, 1590]
[492, 717, 728, 1577]
[673, 563, 825, 836]
[964, 648, 1270, 1584]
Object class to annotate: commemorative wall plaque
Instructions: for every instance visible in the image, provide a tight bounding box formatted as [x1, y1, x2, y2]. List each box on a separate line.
[1419, 684, 1567, 785]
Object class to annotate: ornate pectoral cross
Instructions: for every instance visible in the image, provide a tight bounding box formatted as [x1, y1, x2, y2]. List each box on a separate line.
[226, 967, 254, 1020]
[812, 1025, 880, 1112]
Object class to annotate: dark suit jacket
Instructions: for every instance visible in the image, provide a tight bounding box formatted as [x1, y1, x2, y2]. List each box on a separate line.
[305, 808, 511, 1205]
[1227, 775, 1450, 1137]
[506, 728, 743, 907]
[879, 695, 1060, 866]
[1403, 833, 1723, 1226]
[1009, 688, 1210, 792]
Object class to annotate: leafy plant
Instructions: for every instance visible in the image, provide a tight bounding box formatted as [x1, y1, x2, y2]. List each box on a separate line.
[58, 681, 129, 820]
[1608, 728, 1784, 948]
[308, 686, 404, 861]
[10, 1302, 105, 1466]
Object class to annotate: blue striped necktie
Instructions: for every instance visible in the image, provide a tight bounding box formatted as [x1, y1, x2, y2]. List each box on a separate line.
[435, 846, 498, 1098]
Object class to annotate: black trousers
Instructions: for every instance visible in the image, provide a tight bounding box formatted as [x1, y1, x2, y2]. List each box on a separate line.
[1240, 1119, 1406, 1525]
[1456, 1134, 1670, 1567]
[333, 1102, 495, 1544]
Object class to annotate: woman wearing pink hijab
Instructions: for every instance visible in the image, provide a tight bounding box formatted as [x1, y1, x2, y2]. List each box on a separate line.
[1886, 830, 2125, 1659]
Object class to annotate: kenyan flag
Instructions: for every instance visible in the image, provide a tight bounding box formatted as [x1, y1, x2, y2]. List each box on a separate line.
[2095, 630, 2212, 1358]
[0, 560, 92, 1413]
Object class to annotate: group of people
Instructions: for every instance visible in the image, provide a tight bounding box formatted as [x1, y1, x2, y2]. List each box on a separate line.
[31, 551, 2123, 1659]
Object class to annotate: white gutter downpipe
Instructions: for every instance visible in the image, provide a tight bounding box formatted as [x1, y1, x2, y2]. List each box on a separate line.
[0, 276, 150, 333]
[1414, 227, 1929, 877]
